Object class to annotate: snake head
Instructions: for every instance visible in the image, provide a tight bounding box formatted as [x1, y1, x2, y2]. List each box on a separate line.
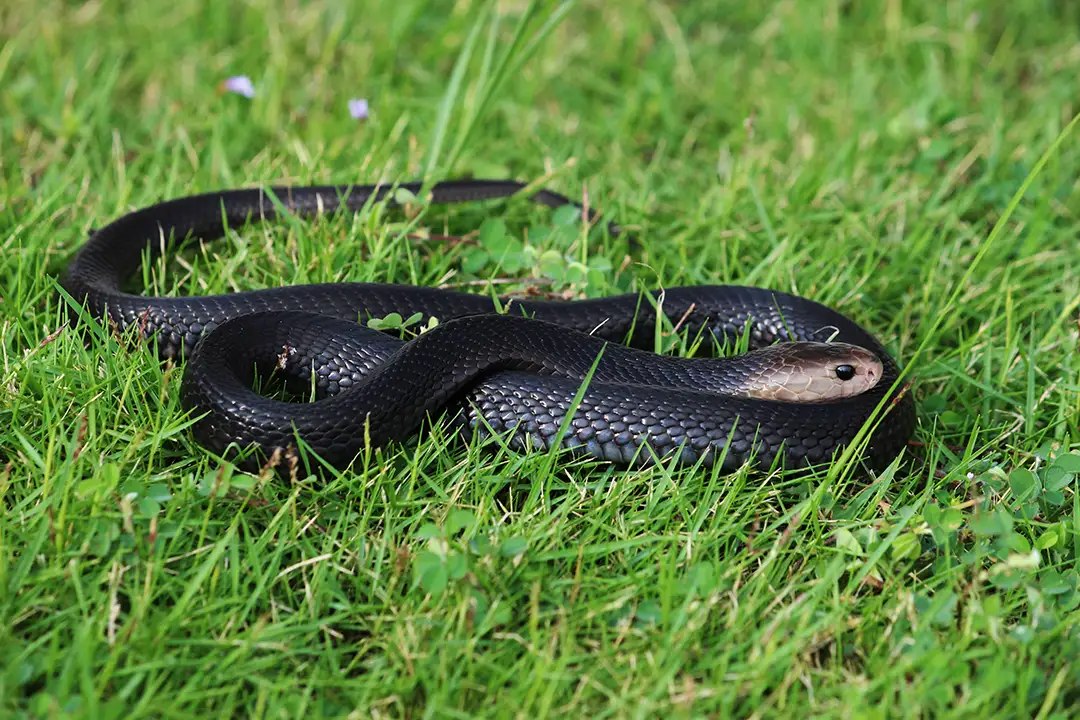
[743, 341, 883, 402]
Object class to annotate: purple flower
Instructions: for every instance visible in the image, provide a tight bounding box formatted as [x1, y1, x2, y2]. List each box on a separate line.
[221, 76, 255, 98]
[348, 98, 369, 120]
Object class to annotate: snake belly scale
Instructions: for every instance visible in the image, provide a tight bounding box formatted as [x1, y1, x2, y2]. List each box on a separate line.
[59, 179, 917, 472]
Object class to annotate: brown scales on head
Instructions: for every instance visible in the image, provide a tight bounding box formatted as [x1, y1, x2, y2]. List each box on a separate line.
[740, 342, 883, 403]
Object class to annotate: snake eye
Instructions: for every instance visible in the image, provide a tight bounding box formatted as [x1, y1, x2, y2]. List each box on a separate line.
[835, 364, 856, 381]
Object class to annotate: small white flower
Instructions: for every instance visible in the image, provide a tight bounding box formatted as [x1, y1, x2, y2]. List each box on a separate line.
[348, 98, 369, 119]
[222, 76, 255, 98]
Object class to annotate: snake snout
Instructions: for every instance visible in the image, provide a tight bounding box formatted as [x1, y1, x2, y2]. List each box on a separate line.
[824, 344, 884, 399]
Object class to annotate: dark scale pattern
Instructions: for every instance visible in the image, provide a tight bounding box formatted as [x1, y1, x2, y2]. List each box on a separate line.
[453, 372, 873, 469]
[60, 180, 917, 473]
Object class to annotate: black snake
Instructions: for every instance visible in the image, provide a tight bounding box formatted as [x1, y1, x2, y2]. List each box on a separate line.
[59, 179, 916, 473]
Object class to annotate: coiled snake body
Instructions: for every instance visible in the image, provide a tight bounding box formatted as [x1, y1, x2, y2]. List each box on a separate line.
[60, 180, 916, 473]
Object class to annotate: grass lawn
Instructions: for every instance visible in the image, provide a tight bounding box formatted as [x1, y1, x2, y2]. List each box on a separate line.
[4, 0, 1080, 716]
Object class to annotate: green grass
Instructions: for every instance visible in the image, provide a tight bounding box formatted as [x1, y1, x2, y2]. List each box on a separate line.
[3, 0, 1080, 716]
